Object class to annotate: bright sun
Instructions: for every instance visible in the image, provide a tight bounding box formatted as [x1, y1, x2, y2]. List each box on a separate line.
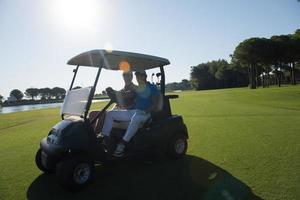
[51, 0, 102, 31]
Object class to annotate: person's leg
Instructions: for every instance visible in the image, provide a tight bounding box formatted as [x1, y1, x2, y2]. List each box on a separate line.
[122, 111, 151, 142]
[101, 110, 135, 136]
[113, 111, 150, 157]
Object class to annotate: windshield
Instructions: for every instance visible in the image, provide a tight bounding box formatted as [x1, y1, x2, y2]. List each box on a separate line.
[60, 87, 92, 117]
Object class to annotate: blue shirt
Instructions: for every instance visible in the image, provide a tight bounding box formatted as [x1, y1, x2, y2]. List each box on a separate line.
[134, 82, 160, 111]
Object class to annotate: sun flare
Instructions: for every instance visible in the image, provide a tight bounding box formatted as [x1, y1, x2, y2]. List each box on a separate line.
[51, 0, 102, 31]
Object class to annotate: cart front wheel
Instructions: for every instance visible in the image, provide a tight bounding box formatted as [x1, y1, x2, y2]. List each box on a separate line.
[56, 154, 94, 191]
[35, 148, 55, 174]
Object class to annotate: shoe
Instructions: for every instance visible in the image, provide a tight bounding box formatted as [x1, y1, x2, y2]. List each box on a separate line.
[96, 133, 103, 139]
[113, 143, 126, 157]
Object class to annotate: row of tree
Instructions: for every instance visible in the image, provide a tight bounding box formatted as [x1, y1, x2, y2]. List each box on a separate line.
[8, 87, 66, 101]
[165, 79, 192, 91]
[191, 60, 249, 90]
[191, 29, 300, 90]
[232, 29, 300, 89]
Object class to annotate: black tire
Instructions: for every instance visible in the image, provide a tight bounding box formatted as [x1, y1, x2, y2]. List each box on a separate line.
[167, 134, 188, 159]
[56, 154, 95, 191]
[35, 148, 55, 174]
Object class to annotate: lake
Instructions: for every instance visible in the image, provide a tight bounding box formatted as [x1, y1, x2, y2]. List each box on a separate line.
[0, 99, 108, 114]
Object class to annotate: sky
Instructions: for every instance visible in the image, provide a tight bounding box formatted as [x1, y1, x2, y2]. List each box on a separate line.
[0, 0, 300, 98]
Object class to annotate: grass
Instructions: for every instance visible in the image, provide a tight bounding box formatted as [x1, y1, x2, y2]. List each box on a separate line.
[0, 86, 300, 200]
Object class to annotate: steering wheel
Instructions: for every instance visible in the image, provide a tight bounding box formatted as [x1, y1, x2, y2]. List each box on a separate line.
[89, 99, 113, 125]
[106, 87, 117, 103]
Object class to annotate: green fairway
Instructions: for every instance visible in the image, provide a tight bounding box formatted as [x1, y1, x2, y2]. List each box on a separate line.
[0, 86, 299, 200]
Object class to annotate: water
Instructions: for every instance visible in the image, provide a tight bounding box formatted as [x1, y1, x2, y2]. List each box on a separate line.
[0, 99, 108, 114]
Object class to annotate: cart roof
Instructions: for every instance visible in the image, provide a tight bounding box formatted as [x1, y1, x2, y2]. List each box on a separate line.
[67, 49, 170, 71]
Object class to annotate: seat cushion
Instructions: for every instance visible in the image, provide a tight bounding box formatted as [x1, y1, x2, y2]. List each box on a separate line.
[112, 120, 130, 129]
[112, 119, 147, 129]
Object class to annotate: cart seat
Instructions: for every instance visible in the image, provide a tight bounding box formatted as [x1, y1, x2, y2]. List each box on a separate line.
[112, 119, 146, 129]
[89, 111, 150, 133]
[111, 91, 163, 129]
[90, 92, 164, 132]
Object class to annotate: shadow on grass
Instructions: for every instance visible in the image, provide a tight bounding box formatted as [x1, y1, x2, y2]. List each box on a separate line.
[27, 155, 262, 200]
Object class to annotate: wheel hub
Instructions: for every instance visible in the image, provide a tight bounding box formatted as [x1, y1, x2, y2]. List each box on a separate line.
[175, 139, 185, 154]
[73, 163, 91, 184]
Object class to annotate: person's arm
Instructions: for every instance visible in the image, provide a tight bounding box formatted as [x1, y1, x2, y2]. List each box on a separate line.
[120, 86, 136, 109]
[122, 90, 135, 99]
[121, 84, 137, 98]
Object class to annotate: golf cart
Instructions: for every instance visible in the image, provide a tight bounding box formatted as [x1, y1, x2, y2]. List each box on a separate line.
[35, 50, 188, 191]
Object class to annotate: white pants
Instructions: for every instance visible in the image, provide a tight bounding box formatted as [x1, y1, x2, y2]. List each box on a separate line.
[102, 109, 151, 142]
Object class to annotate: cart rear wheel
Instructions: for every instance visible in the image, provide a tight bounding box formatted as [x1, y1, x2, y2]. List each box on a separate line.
[167, 134, 187, 159]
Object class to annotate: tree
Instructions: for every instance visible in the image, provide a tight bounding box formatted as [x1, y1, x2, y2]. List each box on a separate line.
[229, 60, 249, 87]
[270, 35, 292, 87]
[215, 64, 233, 88]
[233, 39, 255, 89]
[38, 88, 52, 100]
[165, 79, 192, 91]
[0, 94, 3, 104]
[38, 88, 46, 100]
[10, 89, 24, 101]
[190, 59, 248, 90]
[51, 87, 66, 99]
[290, 30, 300, 84]
[232, 30, 300, 88]
[191, 63, 216, 90]
[233, 38, 272, 89]
[180, 79, 191, 90]
[25, 88, 39, 100]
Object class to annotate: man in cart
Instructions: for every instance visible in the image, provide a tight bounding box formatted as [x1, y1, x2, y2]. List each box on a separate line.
[102, 70, 161, 157]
